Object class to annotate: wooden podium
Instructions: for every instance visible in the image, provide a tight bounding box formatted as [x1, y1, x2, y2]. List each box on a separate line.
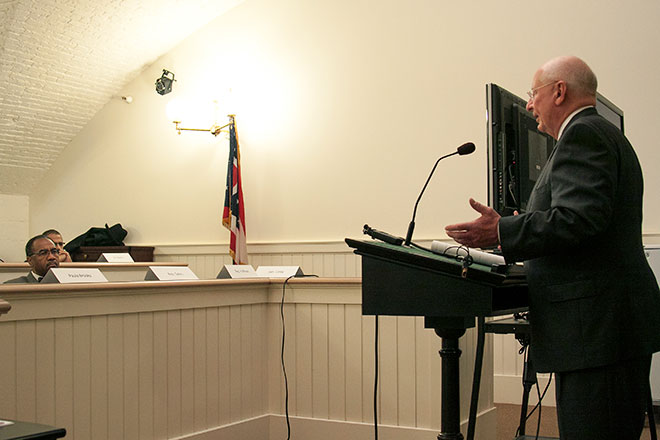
[346, 238, 528, 440]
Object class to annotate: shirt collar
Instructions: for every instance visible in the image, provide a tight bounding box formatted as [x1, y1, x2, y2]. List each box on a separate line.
[557, 105, 594, 140]
[30, 271, 43, 282]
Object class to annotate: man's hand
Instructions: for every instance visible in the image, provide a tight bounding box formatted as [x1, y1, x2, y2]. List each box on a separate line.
[444, 198, 501, 248]
[59, 249, 72, 263]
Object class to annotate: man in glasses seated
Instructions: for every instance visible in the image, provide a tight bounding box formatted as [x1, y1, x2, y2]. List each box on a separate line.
[43, 229, 72, 262]
[3, 235, 61, 283]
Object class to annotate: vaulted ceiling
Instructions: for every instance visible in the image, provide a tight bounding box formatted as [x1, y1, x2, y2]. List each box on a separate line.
[0, 0, 241, 195]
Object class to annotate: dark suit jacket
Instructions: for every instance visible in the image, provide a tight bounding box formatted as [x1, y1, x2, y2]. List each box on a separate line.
[499, 108, 660, 373]
[3, 272, 40, 284]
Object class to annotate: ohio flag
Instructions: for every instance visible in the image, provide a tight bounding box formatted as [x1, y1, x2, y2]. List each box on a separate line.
[222, 118, 248, 264]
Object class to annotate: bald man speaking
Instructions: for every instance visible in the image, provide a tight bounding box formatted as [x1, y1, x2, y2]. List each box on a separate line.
[446, 56, 660, 439]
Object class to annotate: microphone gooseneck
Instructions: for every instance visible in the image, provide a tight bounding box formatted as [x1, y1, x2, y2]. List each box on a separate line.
[403, 142, 476, 246]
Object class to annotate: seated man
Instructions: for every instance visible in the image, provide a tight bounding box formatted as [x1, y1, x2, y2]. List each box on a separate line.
[43, 229, 72, 262]
[3, 235, 61, 283]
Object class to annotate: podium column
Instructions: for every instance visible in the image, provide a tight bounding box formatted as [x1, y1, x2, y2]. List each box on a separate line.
[427, 316, 473, 440]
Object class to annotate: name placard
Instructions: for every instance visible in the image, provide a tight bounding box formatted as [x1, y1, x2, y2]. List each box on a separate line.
[41, 268, 108, 284]
[217, 264, 259, 279]
[255, 266, 304, 278]
[97, 252, 134, 263]
[145, 266, 198, 281]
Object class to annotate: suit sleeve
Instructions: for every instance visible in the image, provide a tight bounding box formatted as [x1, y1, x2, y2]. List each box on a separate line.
[499, 121, 618, 263]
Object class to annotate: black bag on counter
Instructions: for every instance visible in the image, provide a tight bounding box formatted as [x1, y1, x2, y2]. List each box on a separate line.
[64, 223, 128, 254]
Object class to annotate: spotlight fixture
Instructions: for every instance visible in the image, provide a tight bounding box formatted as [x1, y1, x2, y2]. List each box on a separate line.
[155, 69, 175, 96]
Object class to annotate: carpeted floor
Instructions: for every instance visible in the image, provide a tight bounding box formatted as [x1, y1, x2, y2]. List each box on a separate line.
[496, 403, 559, 440]
[495, 403, 657, 440]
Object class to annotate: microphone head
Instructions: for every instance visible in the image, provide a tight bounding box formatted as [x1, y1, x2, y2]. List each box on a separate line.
[457, 142, 476, 155]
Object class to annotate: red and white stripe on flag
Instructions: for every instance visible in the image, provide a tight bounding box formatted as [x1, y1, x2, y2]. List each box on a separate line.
[222, 118, 248, 264]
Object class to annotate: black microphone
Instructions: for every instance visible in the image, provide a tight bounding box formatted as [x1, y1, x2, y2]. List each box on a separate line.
[457, 142, 476, 155]
[363, 224, 404, 246]
[404, 142, 476, 246]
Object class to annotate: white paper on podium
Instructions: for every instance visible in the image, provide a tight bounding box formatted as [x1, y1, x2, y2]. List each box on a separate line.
[430, 240, 505, 267]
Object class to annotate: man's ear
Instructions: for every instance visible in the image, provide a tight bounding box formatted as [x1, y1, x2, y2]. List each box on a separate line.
[554, 81, 567, 105]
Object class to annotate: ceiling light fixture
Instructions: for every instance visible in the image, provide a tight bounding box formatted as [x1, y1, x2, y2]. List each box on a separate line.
[173, 115, 235, 136]
[155, 69, 175, 95]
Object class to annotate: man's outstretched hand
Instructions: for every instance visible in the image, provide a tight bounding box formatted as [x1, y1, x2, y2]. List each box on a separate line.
[444, 198, 501, 249]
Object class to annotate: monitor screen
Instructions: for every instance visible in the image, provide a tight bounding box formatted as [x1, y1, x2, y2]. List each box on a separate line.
[596, 92, 624, 133]
[487, 84, 625, 216]
[486, 83, 555, 215]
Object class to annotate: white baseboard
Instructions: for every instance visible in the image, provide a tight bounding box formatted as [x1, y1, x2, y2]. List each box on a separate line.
[494, 374, 556, 407]
[171, 415, 270, 440]
[171, 408, 498, 440]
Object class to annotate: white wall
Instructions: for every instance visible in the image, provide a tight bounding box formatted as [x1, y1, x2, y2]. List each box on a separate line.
[0, 194, 29, 262]
[28, 0, 660, 247]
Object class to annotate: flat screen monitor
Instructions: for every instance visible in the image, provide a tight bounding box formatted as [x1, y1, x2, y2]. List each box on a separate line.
[486, 84, 625, 217]
[596, 92, 624, 133]
[486, 83, 555, 216]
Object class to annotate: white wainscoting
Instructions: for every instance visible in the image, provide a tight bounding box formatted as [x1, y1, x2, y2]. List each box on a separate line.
[0, 278, 497, 440]
[155, 240, 528, 407]
[155, 235, 660, 408]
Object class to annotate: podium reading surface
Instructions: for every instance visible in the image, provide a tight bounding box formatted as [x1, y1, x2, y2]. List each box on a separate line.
[346, 239, 527, 318]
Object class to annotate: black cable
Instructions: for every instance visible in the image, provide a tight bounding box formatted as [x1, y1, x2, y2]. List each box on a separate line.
[525, 373, 552, 422]
[411, 242, 474, 268]
[515, 345, 528, 438]
[374, 315, 379, 440]
[281, 275, 295, 440]
[514, 346, 552, 440]
[280, 273, 318, 440]
[466, 316, 485, 440]
[410, 242, 433, 252]
[534, 375, 543, 440]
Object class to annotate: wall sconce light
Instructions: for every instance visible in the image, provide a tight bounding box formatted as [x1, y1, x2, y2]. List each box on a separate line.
[155, 70, 175, 95]
[173, 114, 235, 136]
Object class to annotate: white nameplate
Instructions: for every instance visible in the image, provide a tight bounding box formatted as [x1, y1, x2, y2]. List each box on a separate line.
[217, 264, 259, 279]
[97, 252, 134, 263]
[145, 266, 198, 281]
[41, 268, 108, 284]
[255, 266, 304, 278]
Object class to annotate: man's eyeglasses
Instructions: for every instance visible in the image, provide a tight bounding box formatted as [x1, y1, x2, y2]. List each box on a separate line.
[30, 248, 61, 257]
[526, 81, 558, 100]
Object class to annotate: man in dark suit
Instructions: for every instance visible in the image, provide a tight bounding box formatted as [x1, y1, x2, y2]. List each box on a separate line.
[445, 56, 660, 439]
[3, 235, 61, 284]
